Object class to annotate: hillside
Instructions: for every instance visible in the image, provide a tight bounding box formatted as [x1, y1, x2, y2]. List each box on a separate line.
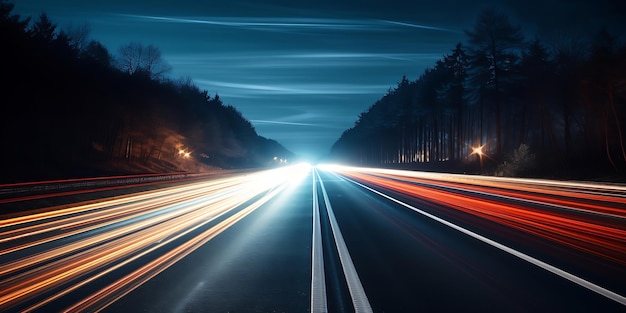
[0, 3, 293, 183]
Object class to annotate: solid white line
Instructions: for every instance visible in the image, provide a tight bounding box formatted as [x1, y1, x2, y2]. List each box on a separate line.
[310, 171, 328, 313]
[317, 170, 373, 313]
[342, 175, 626, 307]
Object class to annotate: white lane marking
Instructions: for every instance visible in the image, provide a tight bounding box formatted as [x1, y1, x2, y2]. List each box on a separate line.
[341, 174, 626, 306]
[311, 171, 328, 313]
[317, 170, 373, 313]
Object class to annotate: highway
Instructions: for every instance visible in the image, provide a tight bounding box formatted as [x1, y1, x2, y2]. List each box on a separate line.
[0, 164, 625, 312]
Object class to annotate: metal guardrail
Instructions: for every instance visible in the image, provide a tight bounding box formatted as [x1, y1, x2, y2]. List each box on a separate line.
[0, 172, 211, 199]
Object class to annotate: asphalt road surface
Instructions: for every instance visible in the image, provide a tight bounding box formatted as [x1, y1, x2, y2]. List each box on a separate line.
[1, 164, 625, 312]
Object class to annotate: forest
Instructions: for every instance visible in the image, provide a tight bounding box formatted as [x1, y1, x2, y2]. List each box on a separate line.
[330, 9, 626, 180]
[0, 1, 293, 183]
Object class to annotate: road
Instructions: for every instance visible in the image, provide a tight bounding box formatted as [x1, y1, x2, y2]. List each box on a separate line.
[0, 164, 625, 312]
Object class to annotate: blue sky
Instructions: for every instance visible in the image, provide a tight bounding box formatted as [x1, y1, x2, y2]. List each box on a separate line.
[12, 0, 626, 161]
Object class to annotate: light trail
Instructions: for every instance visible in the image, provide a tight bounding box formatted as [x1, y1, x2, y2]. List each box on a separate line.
[322, 165, 626, 265]
[339, 173, 626, 306]
[347, 173, 626, 264]
[318, 165, 626, 306]
[3, 163, 624, 311]
[321, 165, 626, 211]
[63, 174, 299, 313]
[0, 164, 311, 312]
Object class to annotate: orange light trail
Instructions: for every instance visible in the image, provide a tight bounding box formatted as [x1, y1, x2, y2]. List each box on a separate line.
[0, 164, 311, 312]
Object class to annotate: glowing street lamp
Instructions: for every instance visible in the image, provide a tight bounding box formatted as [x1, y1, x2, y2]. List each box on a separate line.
[178, 148, 191, 158]
[470, 144, 487, 168]
[471, 145, 485, 158]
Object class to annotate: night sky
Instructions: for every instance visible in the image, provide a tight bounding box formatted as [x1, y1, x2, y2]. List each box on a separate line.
[12, 1, 626, 161]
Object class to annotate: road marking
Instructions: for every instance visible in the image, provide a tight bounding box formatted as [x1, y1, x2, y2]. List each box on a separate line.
[317, 170, 373, 313]
[311, 172, 328, 313]
[341, 175, 626, 307]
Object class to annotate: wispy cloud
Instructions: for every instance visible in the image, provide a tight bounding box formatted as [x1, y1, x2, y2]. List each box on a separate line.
[168, 52, 442, 71]
[119, 15, 376, 31]
[251, 120, 318, 126]
[119, 14, 453, 33]
[379, 20, 458, 33]
[195, 80, 390, 96]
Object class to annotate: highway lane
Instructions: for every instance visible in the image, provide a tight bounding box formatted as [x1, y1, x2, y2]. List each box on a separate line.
[0, 165, 312, 312]
[318, 165, 626, 312]
[103, 166, 314, 313]
[0, 164, 625, 312]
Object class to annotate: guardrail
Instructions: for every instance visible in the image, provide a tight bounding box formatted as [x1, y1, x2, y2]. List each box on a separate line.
[0, 172, 212, 199]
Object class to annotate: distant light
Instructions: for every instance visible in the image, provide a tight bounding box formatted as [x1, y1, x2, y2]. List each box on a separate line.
[295, 162, 312, 171]
[470, 144, 487, 166]
[471, 145, 485, 156]
[184, 152, 190, 158]
[317, 163, 345, 171]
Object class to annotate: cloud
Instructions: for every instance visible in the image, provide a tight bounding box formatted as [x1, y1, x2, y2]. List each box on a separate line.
[119, 15, 378, 31]
[251, 120, 318, 127]
[380, 20, 459, 33]
[195, 80, 390, 96]
[119, 14, 455, 33]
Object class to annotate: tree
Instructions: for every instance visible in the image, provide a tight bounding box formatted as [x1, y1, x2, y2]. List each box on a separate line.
[0, 0, 29, 33]
[64, 22, 90, 52]
[516, 38, 555, 156]
[465, 9, 524, 156]
[585, 28, 626, 170]
[117, 41, 171, 80]
[142, 43, 171, 80]
[82, 40, 113, 67]
[29, 12, 56, 43]
[0, 0, 30, 62]
[438, 43, 470, 160]
[551, 36, 587, 161]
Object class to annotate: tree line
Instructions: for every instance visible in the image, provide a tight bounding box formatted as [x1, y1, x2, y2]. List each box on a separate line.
[0, 1, 293, 182]
[330, 9, 626, 179]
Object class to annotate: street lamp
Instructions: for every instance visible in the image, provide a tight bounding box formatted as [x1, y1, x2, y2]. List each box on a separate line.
[470, 144, 486, 169]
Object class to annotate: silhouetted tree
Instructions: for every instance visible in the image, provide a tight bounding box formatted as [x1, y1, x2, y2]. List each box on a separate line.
[438, 43, 470, 160]
[0, 0, 29, 34]
[517, 38, 554, 153]
[465, 8, 524, 156]
[81, 40, 113, 67]
[584, 28, 626, 171]
[29, 12, 56, 43]
[64, 22, 90, 52]
[117, 41, 171, 80]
